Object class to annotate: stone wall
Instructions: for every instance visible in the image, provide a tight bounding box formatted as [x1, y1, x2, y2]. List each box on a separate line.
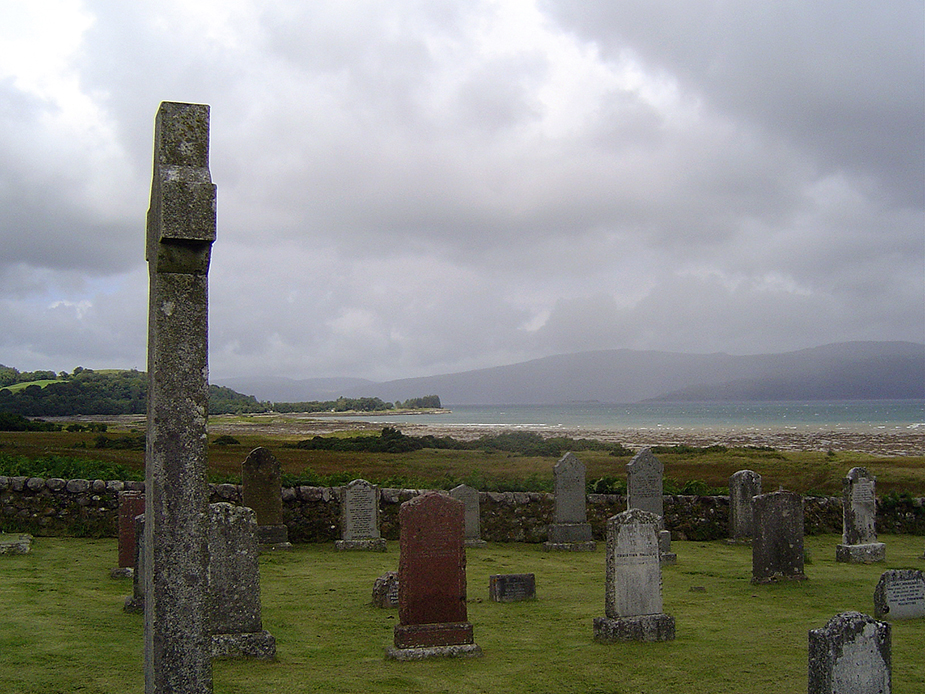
[2, 476, 923, 541]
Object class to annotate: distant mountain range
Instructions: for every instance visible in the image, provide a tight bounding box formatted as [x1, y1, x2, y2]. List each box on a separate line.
[220, 341, 925, 405]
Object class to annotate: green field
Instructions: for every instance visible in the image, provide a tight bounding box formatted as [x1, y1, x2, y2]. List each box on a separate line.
[0, 535, 922, 693]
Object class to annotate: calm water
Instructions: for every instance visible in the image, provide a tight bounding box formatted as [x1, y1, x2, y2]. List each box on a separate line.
[328, 401, 925, 434]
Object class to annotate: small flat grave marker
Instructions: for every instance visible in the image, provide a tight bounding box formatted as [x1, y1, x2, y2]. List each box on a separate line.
[489, 574, 536, 603]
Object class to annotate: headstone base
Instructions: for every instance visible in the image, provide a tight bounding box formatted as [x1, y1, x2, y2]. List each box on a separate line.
[123, 595, 144, 613]
[543, 541, 597, 552]
[593, 614, 676, 643]
[211, 630, 276, 660]
[256, 525, 291, 552]
[110, 567, 134, 579]
[836, 542, 885, 564]
[464, 538, 487, 548]
[546, 522, 593, 544]
[0, 534, 33, 554]
[660, 552, 678, 565]
[386, 643, 483, 661]
[335, 538, 387, 551]
[393, 621, 474, 649]
[751, 571, 808, 585]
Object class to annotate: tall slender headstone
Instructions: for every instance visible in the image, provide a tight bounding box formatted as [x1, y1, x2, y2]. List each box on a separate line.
[450, 484, 486, 547]
[144, 101, 216, 693]
[627, 448, 675, 564]
[112, 490, 145, 578]
[387, 492, 482, 660]
[836, 467, 885, 563]
[808, 612, 891, 694]
[543, 452, 595, 551]
[206, 503, 276, 659]
[124, 513, 146, 613]
[728, 470, 761, 543]
[242, 447, 291, 551]
[751, 490, 807, 584]
[593, 509, 675, 642]
[336, 479, 387, 551]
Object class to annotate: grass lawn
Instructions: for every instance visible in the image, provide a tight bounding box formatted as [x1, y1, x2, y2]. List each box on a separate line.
[0, 535, 922, 693]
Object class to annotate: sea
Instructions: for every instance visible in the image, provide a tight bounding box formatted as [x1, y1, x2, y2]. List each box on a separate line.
[324, 400, 925, 435]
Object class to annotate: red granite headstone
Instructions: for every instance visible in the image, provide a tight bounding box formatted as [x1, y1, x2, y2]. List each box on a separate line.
[117, 491, 146, 570]
[393, 492, 473, 650]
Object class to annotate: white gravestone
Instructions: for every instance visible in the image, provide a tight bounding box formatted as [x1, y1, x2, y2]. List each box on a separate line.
[874, 569, 925, 620]
[336, 479, 387, 551]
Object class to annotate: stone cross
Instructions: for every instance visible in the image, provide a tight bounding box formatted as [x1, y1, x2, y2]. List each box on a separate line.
[728, 470, 761, 542]
[836, 467, 885, 563]
[450, 484, 486, 547]
[751, 490, 807, 583]
[388, 491, 482, 660]
[143, 101, 216, 693]
[808, 612, 891, 694]
[206, 503, 276, 659]
[543, 452, 595, 551]
[112, 490, 145, 578]
[335, 479, 386, 551]
[242, 447, 290, 550]
[593, 508, 675, 643]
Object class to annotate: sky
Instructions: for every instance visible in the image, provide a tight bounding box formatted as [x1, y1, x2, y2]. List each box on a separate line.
[1, 0, 923, 384]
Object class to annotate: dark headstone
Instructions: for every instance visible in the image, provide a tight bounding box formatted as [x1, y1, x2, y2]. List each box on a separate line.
[836, 467, 885, 563]
[336, 479, 387, 551]
[751, 490, 806, 584]
[489, 574, 536, 602]
[242, 447, 290, 550]
[593, 508, 675, 642]
[728, 470, 761, 542]
[124, 513, 145, 613]
[112, 491, 145, 577]
[144, 101, 216, 693]
[372, 571, 399, 608]
[206, 503, 276, 659]
[544, 452, 595, 551]
[808, 612, 891, 694]
[873, 569, 925, 620]
[387, 492, 482, 660]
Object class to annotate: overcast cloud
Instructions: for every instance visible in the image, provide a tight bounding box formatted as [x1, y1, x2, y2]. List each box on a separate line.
[1, 0, 922, 383]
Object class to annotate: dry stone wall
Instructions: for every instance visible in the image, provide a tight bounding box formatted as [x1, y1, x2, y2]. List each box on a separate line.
[1, 476, 923, 541]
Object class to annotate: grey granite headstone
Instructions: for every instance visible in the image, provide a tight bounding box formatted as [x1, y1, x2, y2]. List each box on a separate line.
[873, 569, 925, 620]
[836, 467, 885, 563]
[593, 508, 675, 642]
[543, 452, 595, 551]
[627, 449, 675, 563]
[751, 490, 806, 584]
[242, 447, 291, 551]
[144, 101, 215, 693]
[808, 612, 891, 694]
[372, 571, 399, 608]
[728, 470, 761, 542]
[489, 574, 536, 602]
[0, 533, 33, 555]
[450, 484, 486, 547]
[206, 503, 276, 659]
[336, 479, 387, 551]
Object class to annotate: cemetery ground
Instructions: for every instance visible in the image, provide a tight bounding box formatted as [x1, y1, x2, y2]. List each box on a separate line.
[0, 534, 923, 693]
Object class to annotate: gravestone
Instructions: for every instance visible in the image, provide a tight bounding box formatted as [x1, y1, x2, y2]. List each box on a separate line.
[489, 574, 536, 602]
[728, 470, 761, 542]
[112, 490, 145, 577]
[836, 467, 885, 563]
[627, 448, 676, 564]
[808, 612, 891, 694]
[387, 491, 482, 660]
[336, 479, 387, 551]
[144, 101, 216, 693]
[372, 571, 399, 608]
[593, 508, 675, 642]
[873, 569, 925, 620]
[751, 490, 807, 584]
[450, 484, 486, 547]
[0, 534, 33, 555]
[206, 503, 276, 659]
[124, 513, 145, 613]
[543, 452, 595, 551]
[242, 447, 291, 551]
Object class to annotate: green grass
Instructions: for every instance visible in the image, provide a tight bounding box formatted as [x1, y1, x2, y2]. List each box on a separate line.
[0, 535, 922, 693]
[2, 379, 62, 393]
